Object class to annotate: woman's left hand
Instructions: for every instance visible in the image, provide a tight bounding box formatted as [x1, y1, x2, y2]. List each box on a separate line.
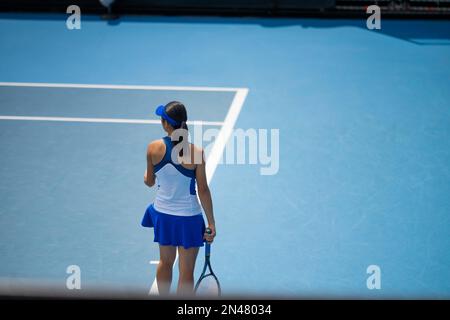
[204, 225, 216, 244]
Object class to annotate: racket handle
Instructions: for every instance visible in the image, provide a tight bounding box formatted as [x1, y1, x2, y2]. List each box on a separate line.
[205, 228, 212, 256]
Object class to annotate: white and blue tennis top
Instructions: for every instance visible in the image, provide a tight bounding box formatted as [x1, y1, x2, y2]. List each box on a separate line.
[153, 136, 202, 217]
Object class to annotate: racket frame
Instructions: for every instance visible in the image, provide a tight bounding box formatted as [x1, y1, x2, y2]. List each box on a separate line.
[194, 242, 221, 296]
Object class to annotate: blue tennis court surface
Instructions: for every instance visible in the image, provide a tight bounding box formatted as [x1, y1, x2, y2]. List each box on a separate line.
[0, 83, 233, 293]
[0, 14, 449, 298]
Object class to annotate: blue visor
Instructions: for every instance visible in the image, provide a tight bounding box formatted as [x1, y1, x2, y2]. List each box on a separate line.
[155, 105, 179, 127]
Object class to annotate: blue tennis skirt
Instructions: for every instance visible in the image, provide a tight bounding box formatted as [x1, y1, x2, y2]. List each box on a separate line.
[141, 204, 205, 249]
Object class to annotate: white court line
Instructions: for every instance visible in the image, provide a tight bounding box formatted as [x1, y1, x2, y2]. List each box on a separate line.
[149, 261, 159, 265]
[0, 115, 223, 126]
[205, 88, 248, 182]
[0, 81, 248, 296]
[0, 82, 243, 92]
[148, 88, 249, 295]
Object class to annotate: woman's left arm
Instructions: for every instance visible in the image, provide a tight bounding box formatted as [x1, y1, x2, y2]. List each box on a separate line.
[144, 143, 156, 187]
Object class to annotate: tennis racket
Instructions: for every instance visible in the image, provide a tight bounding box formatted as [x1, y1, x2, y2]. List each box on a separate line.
[194, 228, 221, 296]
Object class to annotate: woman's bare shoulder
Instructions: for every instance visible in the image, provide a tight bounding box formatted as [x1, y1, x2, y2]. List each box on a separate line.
[189, 143, 204, 165]
[148, 139, 165, 153]
[189, 143, 203, 152]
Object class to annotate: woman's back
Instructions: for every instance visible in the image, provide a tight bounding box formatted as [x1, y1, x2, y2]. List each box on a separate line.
[151, 136, 202, 216]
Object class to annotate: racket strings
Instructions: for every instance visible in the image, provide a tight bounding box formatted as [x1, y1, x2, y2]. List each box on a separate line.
[195, 274, 221, 296]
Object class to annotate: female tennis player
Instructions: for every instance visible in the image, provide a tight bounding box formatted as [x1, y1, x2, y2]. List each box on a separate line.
[141, 101, 216, 296]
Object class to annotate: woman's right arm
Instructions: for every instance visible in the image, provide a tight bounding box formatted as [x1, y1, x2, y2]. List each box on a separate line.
[195, 149, 216, 243]
[144, 143, 156, 187]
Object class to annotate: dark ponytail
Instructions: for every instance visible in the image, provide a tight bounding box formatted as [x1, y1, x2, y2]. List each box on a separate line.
[179, 120, 188, 131]
[165, 101, 188, 156]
